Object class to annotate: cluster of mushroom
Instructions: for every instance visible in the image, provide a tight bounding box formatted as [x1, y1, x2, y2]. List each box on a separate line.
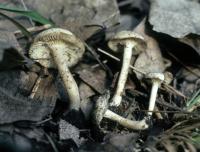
[108, 31, 165, 118]
[29, 28, 164, 130]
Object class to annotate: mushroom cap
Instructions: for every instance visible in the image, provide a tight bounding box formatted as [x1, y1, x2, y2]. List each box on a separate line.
[108, 31, 147, 55]
[92, 90, 110, 126]
[146, 72, 165, 82]
[29, 28, 85, 68]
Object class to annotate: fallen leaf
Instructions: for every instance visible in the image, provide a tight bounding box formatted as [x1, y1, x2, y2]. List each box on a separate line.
[0, 69, 58, 101]
[0, 87, 55, 123]
[79, 132, 140, 152]
[133, 19, 166, 79]
[75, 64, 107, 94]
[179, 35, 200, 56]
[25, 0, 120, 40]
[59, 119, 84, 146]
[79, 82, 95, 100]
[0, 30, 27, 70]
[149, 0, 200, 38]
[0, 131, 32, 151]
[149, 0, 200, 56]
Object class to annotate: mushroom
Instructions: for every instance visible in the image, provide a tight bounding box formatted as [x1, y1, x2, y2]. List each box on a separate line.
[29, 28, 85, 110]
[146, 72, 164, 116]
[108, 31, 146, 107]
[93, 90, 148, 130]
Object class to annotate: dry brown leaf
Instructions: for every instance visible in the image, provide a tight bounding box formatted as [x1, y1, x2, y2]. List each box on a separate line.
[149, 0, 200, 56]
[133, 19, 166, 79]
[75, 64, 107, 94]
[25, 0, 119, 40]
[79, 82, 95, 100]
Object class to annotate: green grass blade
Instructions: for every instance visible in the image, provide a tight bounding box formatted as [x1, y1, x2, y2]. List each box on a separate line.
[0, 4, 54, 25]
[187, 88, 200, 109]
[0, 12, 31, 39]
[192, 133, 200, 148]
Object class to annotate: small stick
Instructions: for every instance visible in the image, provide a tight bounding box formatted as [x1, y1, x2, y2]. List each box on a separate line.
[29, 75, 42, 99]
[133, 109, 200, 115]
[44, 132, 59, 152]
[85, 44, 113, 76]
[36, 117, 52, 125]
[162, 83, 186, 99]
[97, 48, 145, 75]
[14, 24, 51, 35]
[91, 60, 108, 69]
[168, 52, 200, 78]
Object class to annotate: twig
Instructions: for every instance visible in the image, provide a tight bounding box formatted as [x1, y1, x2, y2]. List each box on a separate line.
[97, 48, 145, 74]
[156, 99, 183, 111]
[118, 0, 133, 7]
[14, 24, 51, 35]
[35, 117, 52, 125]
[44, 132, 59, 152]
[29, 76, 42, 99]
[91, 60, 107, 69]
[162, 83, 187, 99]
[133, 109, 200, 115]
[168, 52, 200, 78]
[85, 44, 113, 77]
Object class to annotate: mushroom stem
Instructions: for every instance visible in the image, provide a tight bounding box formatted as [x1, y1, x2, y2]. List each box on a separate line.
[148, 82, 160, 116]
[104, 109, 148, 130]
[111, 42, 135, 107]
[48, 45, 80, 110]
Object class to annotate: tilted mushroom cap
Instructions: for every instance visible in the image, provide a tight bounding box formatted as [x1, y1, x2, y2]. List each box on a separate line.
[92, 90, 110, 126]
[146, 72, 165, 82]
[108, 31, 147, 55]
[29, 28, 85, 68]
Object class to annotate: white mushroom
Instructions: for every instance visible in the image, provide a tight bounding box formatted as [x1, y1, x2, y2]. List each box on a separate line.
[108, 31, 146, 107]
[146, 72, 164, 116]
[104, 110, 148, 130]
[93, 90, 148, 130]
[29, 28, 85, 110]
